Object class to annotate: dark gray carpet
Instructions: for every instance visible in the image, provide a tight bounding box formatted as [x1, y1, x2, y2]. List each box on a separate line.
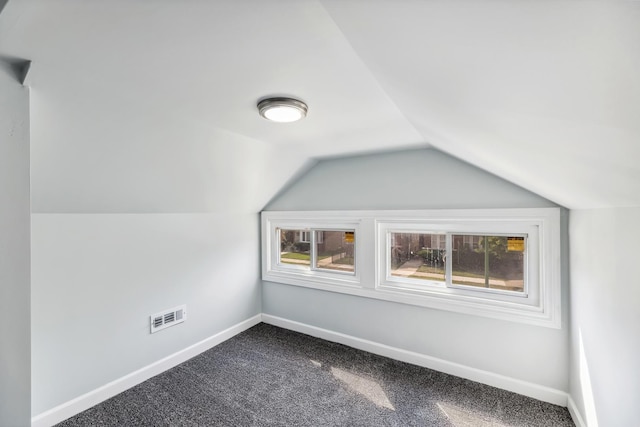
[56, 323, 574, 426]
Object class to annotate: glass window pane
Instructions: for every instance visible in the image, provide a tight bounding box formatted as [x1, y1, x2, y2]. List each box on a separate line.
[452, 235, 525, 292]
[389, 232, 445, 282]
[278, 228, 310, 267]
[315, 230, 355, 273]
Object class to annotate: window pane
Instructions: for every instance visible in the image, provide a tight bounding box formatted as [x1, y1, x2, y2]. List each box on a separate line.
[278, 228, 310, 267]
[315, 230, 355, 273]
[452, 235, 525, 292]
[299, 231, 311, 243]
[389, 232, 445, 282]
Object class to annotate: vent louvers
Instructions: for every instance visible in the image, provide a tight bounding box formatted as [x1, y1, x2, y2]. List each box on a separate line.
[150, 305, 187, 334]
[153, 317, 163, 328]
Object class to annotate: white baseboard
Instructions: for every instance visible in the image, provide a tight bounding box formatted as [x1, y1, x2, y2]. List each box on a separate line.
[32, 313, 573, 427]
[567, 395, 588, 427]
[262, 314, 569, 407]
[31, 314, 262, 427]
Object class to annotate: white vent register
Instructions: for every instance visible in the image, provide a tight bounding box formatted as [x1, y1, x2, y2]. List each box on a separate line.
[150, 305, 186, 334]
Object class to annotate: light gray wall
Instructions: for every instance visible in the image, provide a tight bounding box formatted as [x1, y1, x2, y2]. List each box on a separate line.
[31, 212, 261, 414]
[264, 148, 570, 392]
[29, 94, 309, 214]
[265, 148, 558, 211]
[0, 62, 31, 426]
[569, 208, 640, 426]
[28, 91, 308, 415]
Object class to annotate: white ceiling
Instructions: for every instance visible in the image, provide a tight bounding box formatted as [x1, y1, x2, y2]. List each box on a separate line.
[1, 0, 638, 210]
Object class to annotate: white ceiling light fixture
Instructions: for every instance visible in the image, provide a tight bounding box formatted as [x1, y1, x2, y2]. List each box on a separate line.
[258, 97, 308, 123]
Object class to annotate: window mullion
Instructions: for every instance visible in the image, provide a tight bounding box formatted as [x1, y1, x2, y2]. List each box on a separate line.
[385, 231, 391, 281]
[446, 232, 453, 288]
[274, 227, 281, 266]
[310, 229, 317, 271]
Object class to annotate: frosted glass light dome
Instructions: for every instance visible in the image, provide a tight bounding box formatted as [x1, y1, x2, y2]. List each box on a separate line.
[258, 97, 308, 123]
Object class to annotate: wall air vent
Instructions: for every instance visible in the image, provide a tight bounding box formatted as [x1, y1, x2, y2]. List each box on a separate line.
[150, 305, 187, 334]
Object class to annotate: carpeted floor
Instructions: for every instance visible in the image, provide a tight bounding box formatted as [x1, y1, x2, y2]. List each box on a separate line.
[56, 323, 574, 426]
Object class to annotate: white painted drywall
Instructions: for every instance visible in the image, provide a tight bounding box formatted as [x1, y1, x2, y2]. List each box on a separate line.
[28, 73, 311, 416]
[265, 148, 558, 211]
[569, 208, 640, 426]
[263, 148, 570, 392]
[31, 212, 261, 414]
[29, 93, 310, 214]
[0, 63, 31, 426]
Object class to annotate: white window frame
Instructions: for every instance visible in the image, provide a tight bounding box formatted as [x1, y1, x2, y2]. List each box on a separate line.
[263, 215, 363, 290]
[261, 208, 561, 328]
[378, 222, 538, 305]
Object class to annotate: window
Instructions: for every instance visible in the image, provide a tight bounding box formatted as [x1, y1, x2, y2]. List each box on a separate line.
[314, 230, 355, 273]
[389, 232, 446, 282]
[263, 214, 362, 289]
[451, 234, 525, 293]
[279, 229, 310, 266]
[262, 209, 561, 328]
[278, 228, 354, 273]
[381, 229, 533, 305]
[385, 232, 527, 294]
[377, 217, 547, 312]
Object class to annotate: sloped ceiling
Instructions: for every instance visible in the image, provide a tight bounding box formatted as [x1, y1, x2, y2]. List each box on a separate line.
[1, 0, 638, 210]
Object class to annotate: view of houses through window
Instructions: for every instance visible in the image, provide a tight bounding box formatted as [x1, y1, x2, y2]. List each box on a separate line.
[391, 233, 446, 281]
[390, 233, 525, 293]
[279, 228, 355, 273]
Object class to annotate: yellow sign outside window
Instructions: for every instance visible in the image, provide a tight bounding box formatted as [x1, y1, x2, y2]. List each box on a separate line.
[507, 237, 525, 252]
[344, 231, 355, 243]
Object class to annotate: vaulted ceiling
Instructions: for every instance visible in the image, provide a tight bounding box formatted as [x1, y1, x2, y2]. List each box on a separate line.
[1, 0, 638, 210]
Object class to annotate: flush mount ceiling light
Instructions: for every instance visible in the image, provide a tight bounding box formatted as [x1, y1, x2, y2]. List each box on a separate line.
[258, 97, 308, 123]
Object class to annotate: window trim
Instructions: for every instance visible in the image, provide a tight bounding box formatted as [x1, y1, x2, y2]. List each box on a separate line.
[378, 224, 538, 306]
[261, 208, 561, 329]
[264, 217, 363, 289]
